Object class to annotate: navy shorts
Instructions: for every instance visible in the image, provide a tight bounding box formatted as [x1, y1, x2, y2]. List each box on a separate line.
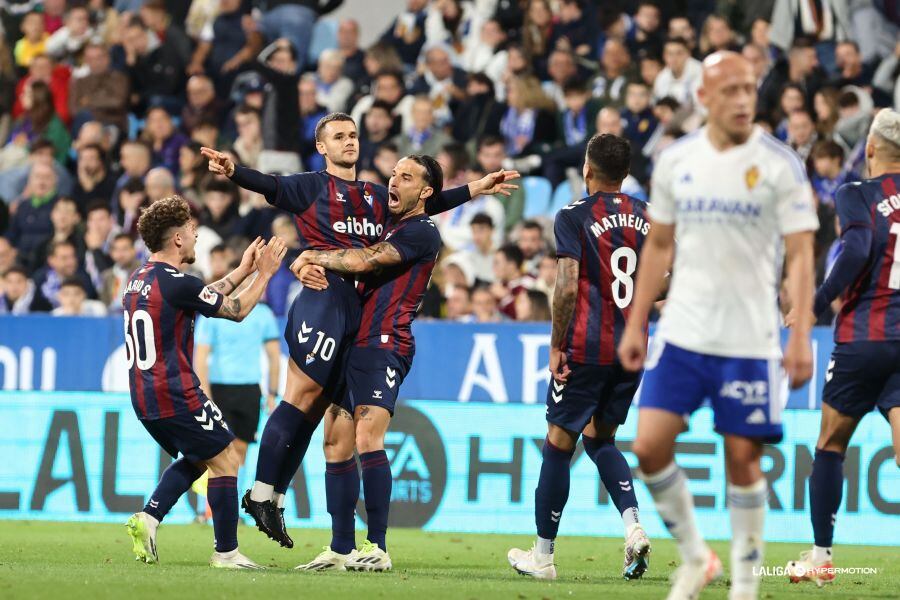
[822, 340, 900, 419]
[545, 361, 642, 433]
[639, 340, 787, 442]
[341, 346, 412, 416]
[285, 271, 361, 399]
[139, 398, 234, 464]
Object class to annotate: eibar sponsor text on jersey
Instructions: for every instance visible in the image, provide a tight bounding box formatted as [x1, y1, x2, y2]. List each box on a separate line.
[332, 216, 384, 237]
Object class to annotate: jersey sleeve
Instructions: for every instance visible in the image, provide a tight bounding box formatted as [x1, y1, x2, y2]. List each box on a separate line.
[157, 269, 224, 317]
[647, 150, 676, 224]
[553, 209, 582, 260]
[835, 183, 874, 232]
[270, 172, 325, 214]
[194, 315, 214, 345]
[259, 304, 280, 341]
[384, 220, 442, 263]
[774, 156, 819, 235]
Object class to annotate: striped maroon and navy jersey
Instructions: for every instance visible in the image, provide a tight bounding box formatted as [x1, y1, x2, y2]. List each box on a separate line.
[554, 191, 651, 365]
[835, 174, 900, 342]
[269, 171, 388, 251]
[123, 261, 223, 419]
[354, 215, 442, 357]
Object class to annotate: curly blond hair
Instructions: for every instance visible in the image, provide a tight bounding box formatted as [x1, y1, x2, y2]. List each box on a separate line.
[137, 196, 192, 252]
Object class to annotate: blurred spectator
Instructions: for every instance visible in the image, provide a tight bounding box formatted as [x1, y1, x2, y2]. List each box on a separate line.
[453, 212, 496, 283]
[500, 75, 557, 157]
[358, 101, 396, 170]
[6, 162, 59, 271]
[393, 96, 452, 157]
[232, 105, 264, 169]
[698, 14, 739, 57]
[114, 139, 152, 197]
[491, 243, 535, 319]
[742, 42, 773, 88]
[115, 177, 149, 237]
[357, 42, 404, 104]
[381, 0, 428, 69]
[445, 284, 473, 321]
[831, 40, 876, 89]
[666, 16, 697, 53]
[72, 144, 115, 217]
[182, 75, 225, 134]
[255, 38, 301, 153]
[872, 41, 900, 111]
[142, 106, 188, 175]
[352, 70, 414, 134]
[13, 54, 71, 126]
[32, 239, 96, 310]
[83, 200, 117, 288]
[188, 0, 263, 95]
[515, 288, 551, 321]
[298, 75, 327, 171]
[814, 87, 840, 137]
[0, 138, 74, 203]
[786, 108, 817, 162]
[178, 142, 212, 206]
[0, 237, 17, 274]
[543, 50, 578, 110]
[534, 78, 598, 186]
[534, 252, 557, 298]
[121, 16, 186, 115]
[810, 139, 854, 207]
[774, 83, 807, 140]
[42, 0, 66, 34]
[45, 3, 94, 66]
[653, 37, 702, 110]
[471, 283, 504, 323]
[32, 196, 83, 270]
[521, 0, 554, 76]
[190, 118, 220, 149]
[140, 0, 193, 68]
[551, 0, 592, 57]
[475, 136, 523, 232]
[626, 1, 663, 58]
[314, 49, 354, 114]
[517, 219, 547, 275]
[622, 81, 658, 158]
[52, 277, 107, 316]
[372, 143, 400, 184]
[258, 0, 344, 74]
[409, 45, 467, 126]
[461, 19, 508, 85]
[13, 12, 48, 69]
[834, 87, 873, 155]
[770, 0, 851, 74]
[0, 266, 43, 314]
[337, 19, 366, 84]
[69, 41, 130, 133]
[145, 167, 177, 203]
[264, 214, 302, 317]
[593, 38, 634, 108]
[451, 73, 504, 144]
[200, 179, 242, 239]
[758, 37, 825, 120]
[9, 80, 71, 163]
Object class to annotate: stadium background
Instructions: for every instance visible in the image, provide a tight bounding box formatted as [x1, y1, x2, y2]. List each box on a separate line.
[0, 0, 898, 553]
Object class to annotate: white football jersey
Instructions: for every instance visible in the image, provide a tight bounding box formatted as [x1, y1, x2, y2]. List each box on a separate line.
[648, 126, 819, 359]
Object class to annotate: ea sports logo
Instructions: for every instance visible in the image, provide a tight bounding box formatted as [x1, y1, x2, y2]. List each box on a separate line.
[357, 403, 447, 528]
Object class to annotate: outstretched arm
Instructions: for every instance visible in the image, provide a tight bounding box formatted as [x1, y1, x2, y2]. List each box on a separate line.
[291, 242, 403, 277]
[424, 169, 521, 215]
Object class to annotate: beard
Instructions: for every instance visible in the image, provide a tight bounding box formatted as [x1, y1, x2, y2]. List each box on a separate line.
[183, 253, 196, 265]
[332, 157, 356, 169]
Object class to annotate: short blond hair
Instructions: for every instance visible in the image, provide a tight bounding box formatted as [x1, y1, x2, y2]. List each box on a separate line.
[869, 108, 900, 160]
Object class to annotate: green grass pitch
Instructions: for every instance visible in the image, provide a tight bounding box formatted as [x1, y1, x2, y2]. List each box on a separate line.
[0, 521, 895, 599]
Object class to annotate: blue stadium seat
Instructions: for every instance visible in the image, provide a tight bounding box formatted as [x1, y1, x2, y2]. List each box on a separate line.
[549, 181, 576, 215]
[308, 19, 338, 64]
[522, 176, 552, 219]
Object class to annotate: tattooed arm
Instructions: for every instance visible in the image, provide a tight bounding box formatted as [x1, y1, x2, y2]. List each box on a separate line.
[215, 237, 287, 321]
[208, 237, 265, 296]
[549, 257, 579, 382]
[291, 242, 403, 277]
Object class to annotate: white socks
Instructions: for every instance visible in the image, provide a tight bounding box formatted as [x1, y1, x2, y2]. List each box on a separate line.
[811, 545, 832, 564]
[641, 462, 708, 563]
[249, 482, 274, 502]
[622, 507, 640, 533]
[535, 536, 554, 557]
[727, 478, 767, 597]
[273, 492, 285, 508]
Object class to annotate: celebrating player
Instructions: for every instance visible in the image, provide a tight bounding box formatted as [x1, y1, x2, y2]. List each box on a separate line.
[507, 134, 652, 581]
[785, 108, 900, 586]
[123, 196, 287, 569]
[202, 113, 518, 548]
[618, 52, 818, 600]
[286, 155, 444, 572]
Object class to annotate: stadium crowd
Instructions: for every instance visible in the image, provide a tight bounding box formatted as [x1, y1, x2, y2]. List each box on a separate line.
[0, 0, 898, 323]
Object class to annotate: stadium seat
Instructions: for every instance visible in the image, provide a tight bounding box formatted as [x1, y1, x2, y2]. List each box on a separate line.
[549, 181, 576, 215]
[308, 19, 338, 64]
[522, 176, 552, 219]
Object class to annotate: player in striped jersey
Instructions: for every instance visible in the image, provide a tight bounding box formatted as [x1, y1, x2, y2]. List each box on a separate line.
[122, 196, 286, 569]
[287, 155, 444, 572]
[507, 134, 652, 581]
[201, 114, 516, 547]
[785, 109, 900, 586]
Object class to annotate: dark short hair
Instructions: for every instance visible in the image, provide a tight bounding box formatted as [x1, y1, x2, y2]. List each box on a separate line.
[369, 100, 394, 115]
[562, 77, 589, 95]
[29, 138, 55, 154]
[405, 154, 444, 196]
[497, 243, 524, 267]
[210, 243, 229, 255]
[521, 219, 543, 233]
[79, 143, 107, 163]
[838, 91, 859, 108]
[49, 239, 76, 257]
[235, 104, 261, 119]
[664, 36, 690, 50]
[586, 133, 631, 183]
[205, 178, 239, 198]
[477, 135, 505, 151]
[470, 213, 494, 228]
[60, 276, 86, 291]
[375, 69, 405, 89]
[314, 112, 356, 142]
[86, 199, 112, 216]
[468, 72, 495, 96]
[3, 266, 27, 279]
[655, 96, 681, 111]
[112, 232, 135, 245]
[438, 142, 469, 173]
[137, 196, 192, 252]
[811, 139, 844, 161]
[122, 177, 146, 194]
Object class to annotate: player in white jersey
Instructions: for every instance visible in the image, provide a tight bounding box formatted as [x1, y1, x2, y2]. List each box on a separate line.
[618, 52, 818, 600]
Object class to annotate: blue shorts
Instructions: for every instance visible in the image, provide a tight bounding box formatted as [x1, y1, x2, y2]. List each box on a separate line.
[639, 340, 786, 442]
[545, 362, 641, 433]
[822, 341, 900, 419]
[139, 399, 234, 464]
[341, 346, 412, 416]
[285, 271, 361, 399]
